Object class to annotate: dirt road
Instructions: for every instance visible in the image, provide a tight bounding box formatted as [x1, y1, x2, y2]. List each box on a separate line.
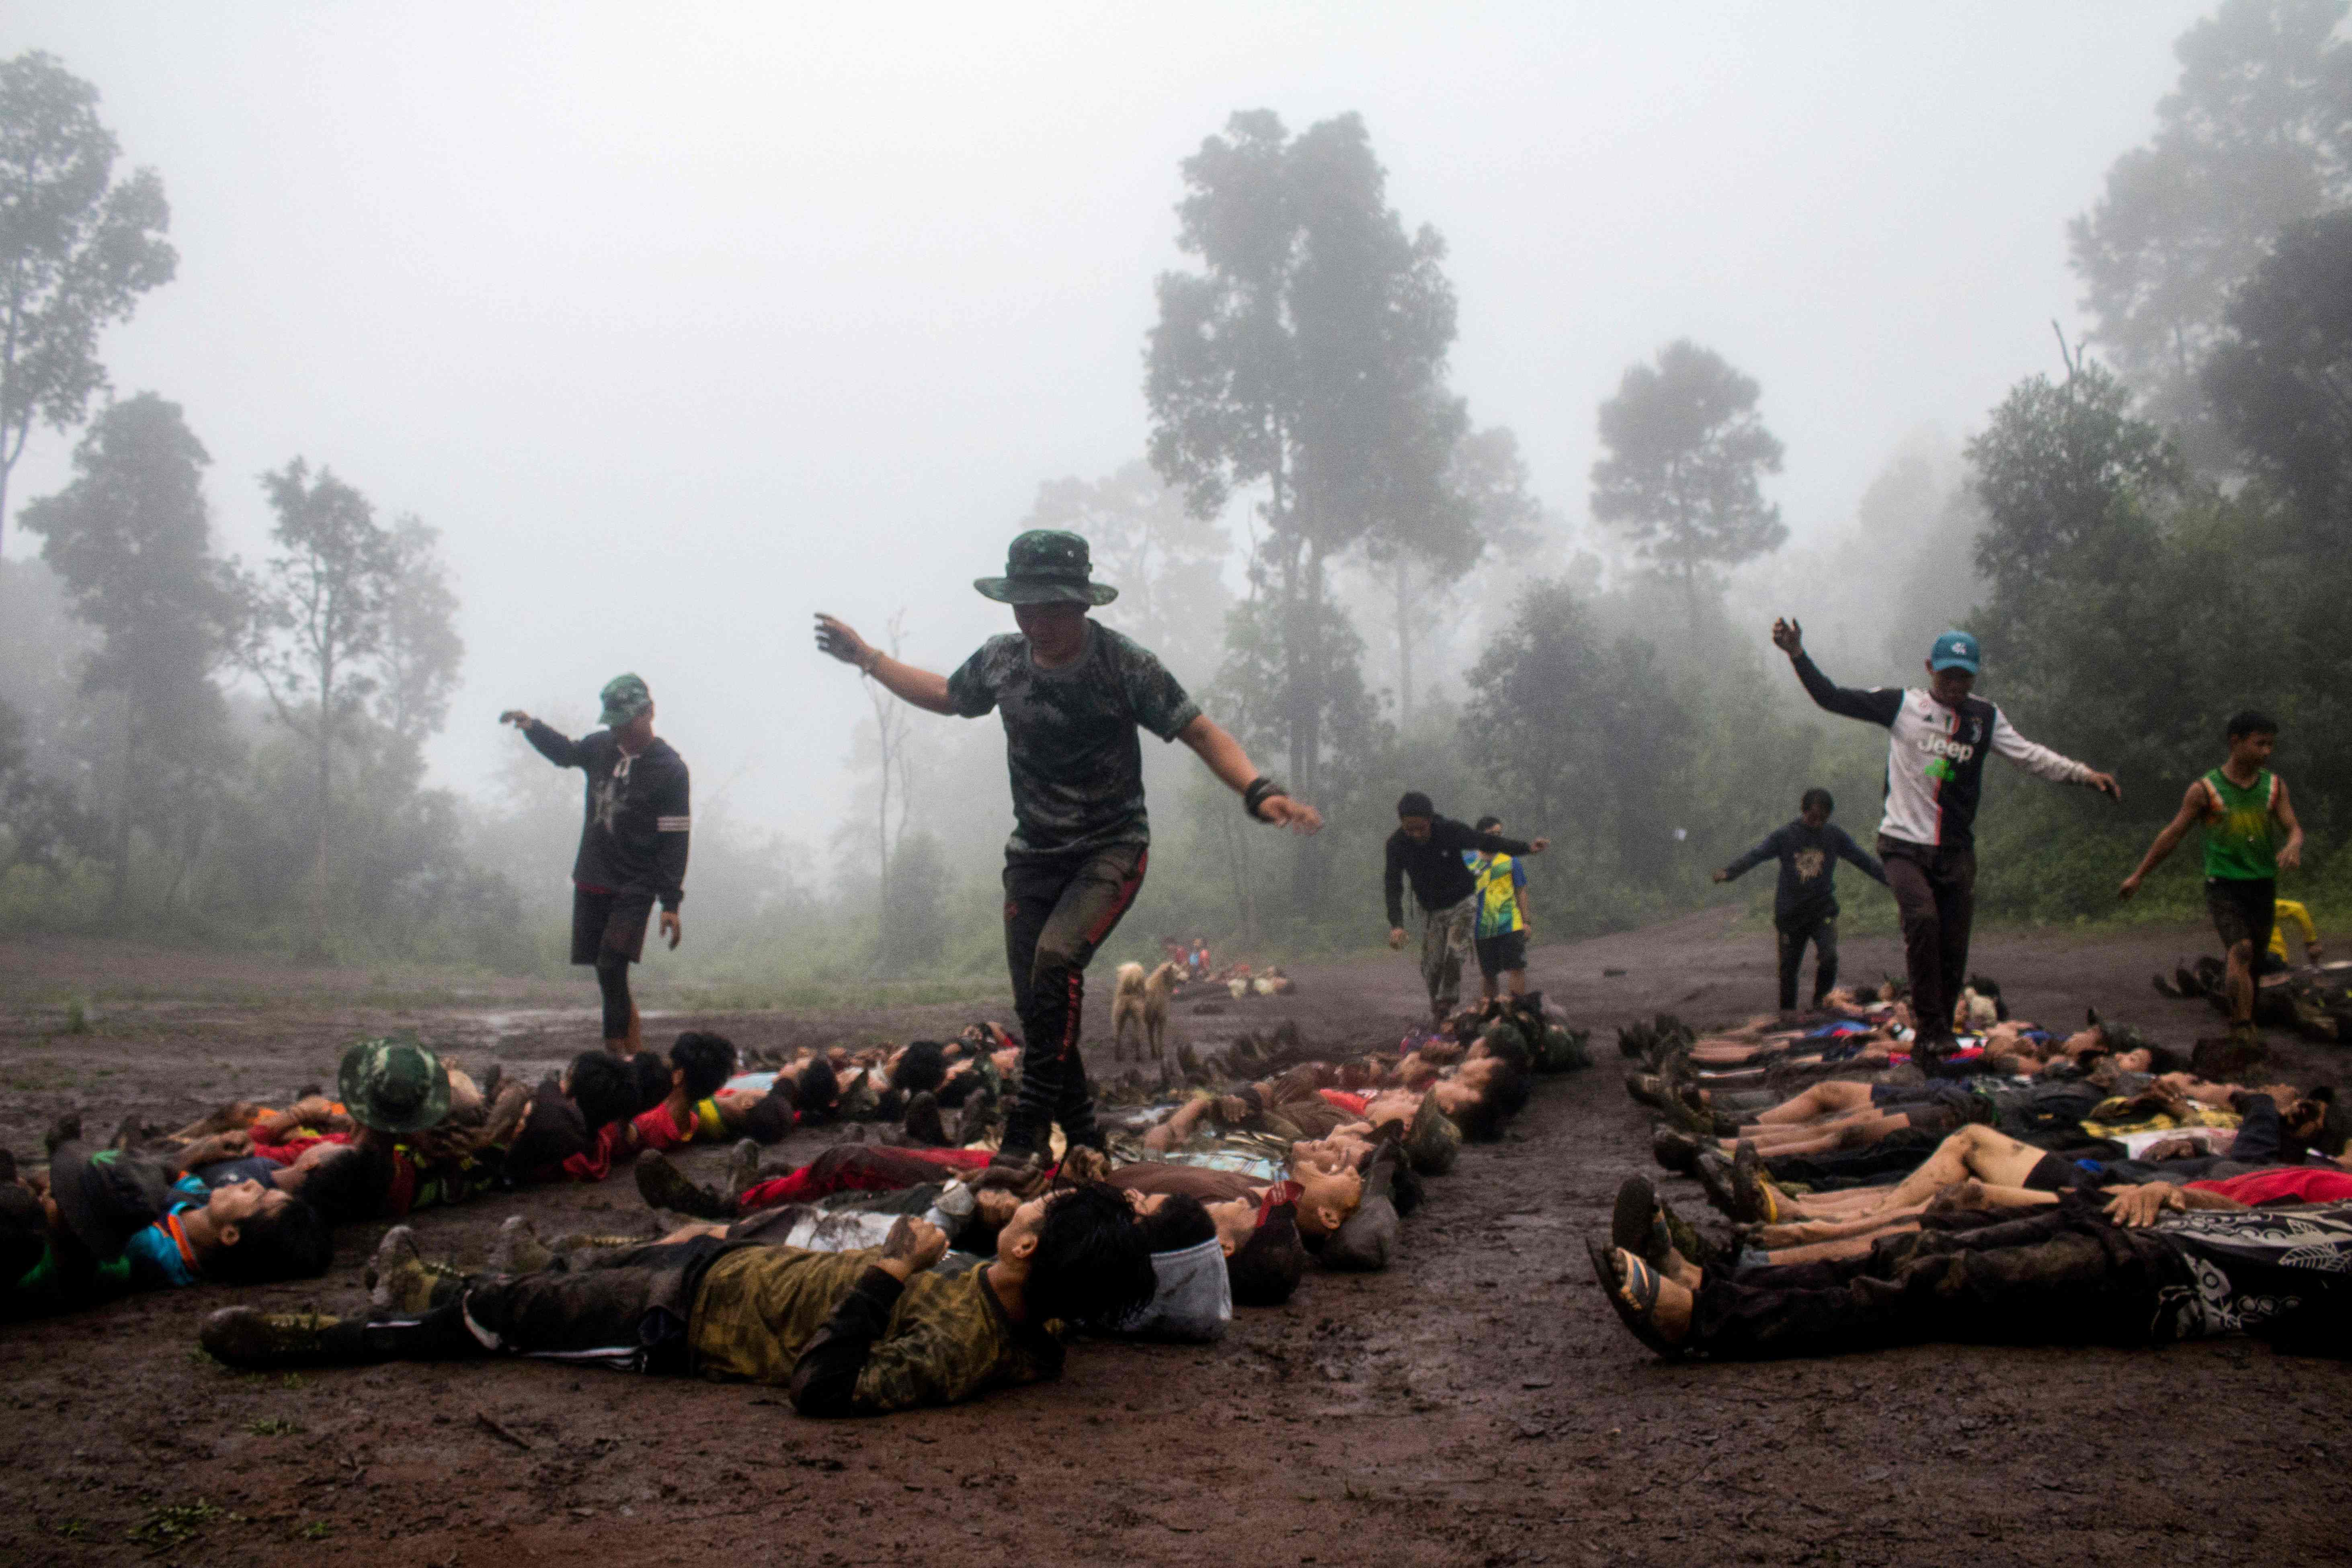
[2, 912, 2347, 1566]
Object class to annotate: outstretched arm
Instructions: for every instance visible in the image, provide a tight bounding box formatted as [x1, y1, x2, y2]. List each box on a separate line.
[1990, 709, 2120, 798]
[1772, 618, 1902, 726]
[502, 712, 584, 768]
[814, 615, 956, 715]
[1714, 829, 1781, 885]
[2118, 781, 2206, 900]
[1834, 828, 1889, 886]
[1177, 715, 1321, 834]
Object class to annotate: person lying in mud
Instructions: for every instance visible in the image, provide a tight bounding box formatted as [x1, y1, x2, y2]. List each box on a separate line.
[1592, 1176, 2352, 1361]
[4, 1138, 332, 1319]
[201, 1182, 1159, 1416]
[1662, 1089, 2351, 1256]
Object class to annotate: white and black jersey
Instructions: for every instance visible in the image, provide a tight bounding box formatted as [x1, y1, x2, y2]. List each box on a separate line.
[1792, 653, 2092, 851]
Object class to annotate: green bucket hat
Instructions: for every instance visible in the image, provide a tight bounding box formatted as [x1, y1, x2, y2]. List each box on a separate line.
[599, 673, 652, 728]
[339, 1032, 452, 1134]
[974, 530, 1118, 606]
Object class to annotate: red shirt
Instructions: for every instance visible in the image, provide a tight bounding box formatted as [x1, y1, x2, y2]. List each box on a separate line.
[1318, 1089, 1371, 1118]
[2188, 1167, 2352, 1205]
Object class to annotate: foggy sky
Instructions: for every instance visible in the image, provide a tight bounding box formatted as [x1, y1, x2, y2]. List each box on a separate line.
[0, 2, 2210, 846]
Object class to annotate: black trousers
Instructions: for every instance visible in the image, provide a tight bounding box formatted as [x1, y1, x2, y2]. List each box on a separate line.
[1775, 908, 1839, 1011]
[1878, 840, 1975, 1046]
[1761, 1129, 1939, 1191]
[1000, 842, 1147, 1155]
[1690, 1205, 2192, 1359]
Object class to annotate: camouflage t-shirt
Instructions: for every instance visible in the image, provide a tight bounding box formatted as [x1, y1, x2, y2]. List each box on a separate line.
[947, 621, 1201, 860]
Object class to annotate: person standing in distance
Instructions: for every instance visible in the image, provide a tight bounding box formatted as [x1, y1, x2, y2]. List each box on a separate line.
[1384, 795, 1549, 1026]
[1772, 619, 2118, 1063]
[814, 530, 1321, 1169]
[500, 674, 689, 1058]
[2118, 711, 2305, 1045]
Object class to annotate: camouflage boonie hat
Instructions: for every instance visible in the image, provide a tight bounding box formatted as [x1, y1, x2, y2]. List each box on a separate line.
[339, 1032, 452, 1134]
[974, 530, 1119, 607]
[599, 673, 652, 728]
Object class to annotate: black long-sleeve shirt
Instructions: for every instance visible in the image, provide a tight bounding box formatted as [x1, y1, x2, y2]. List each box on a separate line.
[523, 720, 691, 910]
[1384, 816, 1535, 927]
[1721, 819, 1887, 924]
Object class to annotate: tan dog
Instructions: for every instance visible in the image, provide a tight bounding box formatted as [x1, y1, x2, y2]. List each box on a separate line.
[1111, 960, 1182, 1060]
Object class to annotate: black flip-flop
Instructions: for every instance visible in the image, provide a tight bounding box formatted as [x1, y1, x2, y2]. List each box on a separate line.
[1586, 1237, 1684, 1359]
[1611, 1175, 1659, 1259]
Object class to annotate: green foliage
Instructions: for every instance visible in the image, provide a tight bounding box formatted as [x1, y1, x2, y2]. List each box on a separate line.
[2205, 208, 2352, 527]
[129, 1500, 232, 1549]
[2068, 0, 2352, 451]
[1591, 340, 1786, 601]
[244, 1416, 302, 1436]
[0, 51, 178, 549]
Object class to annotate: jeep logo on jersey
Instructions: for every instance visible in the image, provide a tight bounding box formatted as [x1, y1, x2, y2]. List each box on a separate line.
[1919, 735, 1976, 763]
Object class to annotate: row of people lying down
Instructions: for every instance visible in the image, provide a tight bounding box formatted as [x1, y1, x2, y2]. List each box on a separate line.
[1597, 1005, 2352, 1358]
[192, 995, 1580, 1414]
[1, 1025, 1023, 1319]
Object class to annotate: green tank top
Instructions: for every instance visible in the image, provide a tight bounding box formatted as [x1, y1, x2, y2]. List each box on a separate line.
[2201, 767, 2277, 881]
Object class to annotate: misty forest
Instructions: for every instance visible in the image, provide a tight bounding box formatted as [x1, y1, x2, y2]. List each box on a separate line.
[7, 2, 2352, 994]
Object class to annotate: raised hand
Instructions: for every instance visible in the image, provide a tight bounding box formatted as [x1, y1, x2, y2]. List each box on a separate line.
[814, 614, 875, 671]
[1770, 617, 1803, 657]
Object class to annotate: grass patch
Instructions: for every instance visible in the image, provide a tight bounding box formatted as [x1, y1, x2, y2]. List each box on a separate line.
[246, 1417, 303, 1436]
[129, 1500, 240, 1549]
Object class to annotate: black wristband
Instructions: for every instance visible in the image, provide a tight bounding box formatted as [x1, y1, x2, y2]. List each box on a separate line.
[1243, 776, 1286, 820]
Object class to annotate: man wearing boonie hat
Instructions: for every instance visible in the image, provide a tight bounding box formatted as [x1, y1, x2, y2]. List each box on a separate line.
[500, 672, 690, 1057]
[816, 530, 1323, 1169]
[1770, 617, 2119, 1066]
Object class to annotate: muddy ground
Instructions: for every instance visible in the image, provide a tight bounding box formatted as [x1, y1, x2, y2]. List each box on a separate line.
[2, 911, 2348, 1567]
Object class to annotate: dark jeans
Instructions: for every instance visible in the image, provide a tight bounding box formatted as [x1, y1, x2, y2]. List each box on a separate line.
[1878, 839, 1975, 1048]
[1690, 1203, 2192, 1359]
[1001, 842, 1148, 1155]
[1775, 909, 1838, 1011]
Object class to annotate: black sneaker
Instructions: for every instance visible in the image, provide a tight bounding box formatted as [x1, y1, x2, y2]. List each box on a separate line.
[901, 1091, 949, 1148]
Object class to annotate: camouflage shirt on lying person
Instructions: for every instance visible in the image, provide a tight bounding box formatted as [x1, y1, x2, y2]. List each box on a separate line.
[946, 621, 1200, 860]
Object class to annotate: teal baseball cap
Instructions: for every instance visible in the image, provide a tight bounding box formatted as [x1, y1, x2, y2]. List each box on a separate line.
[1928, 630, 1981, 674]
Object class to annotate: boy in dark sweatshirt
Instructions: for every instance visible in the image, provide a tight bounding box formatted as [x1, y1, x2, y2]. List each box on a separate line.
[1714, 789, 1887, 1014]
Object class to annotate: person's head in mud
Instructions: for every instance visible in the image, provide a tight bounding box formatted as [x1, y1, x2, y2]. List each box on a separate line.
[992, 1182, 1154, 1326]
[888, 1041, 950, 1097]
[1923, 629, 1980, 708]
[1293, 1160, 1364, 1238]
[788, 1056, 841, 1121]
[625, 1050, 673, 1113]
[1800, 787, 1834, 830]
[667, 1033, 736, 1102]
[188, 1180, 333, 1283]
[1438, 1056, 1528, 1142]
[2225, 710, 2279, 773]
[275, 1142, 372, 1225]
[562, 1051, 636, 1133]
[1126, 1191, 1217, 1255]
[1396, 791, 1437, 842]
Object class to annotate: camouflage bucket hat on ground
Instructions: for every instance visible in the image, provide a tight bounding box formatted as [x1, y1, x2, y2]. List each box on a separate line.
[599, 673, 652, 728]
[974, 529, 1119, 607]
[339, 1032, 452, 1134]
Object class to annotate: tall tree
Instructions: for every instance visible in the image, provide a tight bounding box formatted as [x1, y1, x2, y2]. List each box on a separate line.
[375, 515, 465, 751]
[1365, 422, 1537, 721]
[1590, 340, 1786, 619]
[238, 459, 400, 947]
[18, 393, 234, 918]
[0, 51, 177, 551]
[1146, 109, 1461, 906]
[2204, 207, 2352, 528]
[2068, 0, 2352, 452]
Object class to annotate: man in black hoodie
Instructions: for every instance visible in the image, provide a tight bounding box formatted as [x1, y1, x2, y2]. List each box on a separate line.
[1714, 788, 1888, 1015]
[1383, 792, 1549, 1025]
[500, 673, 690, 1056]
